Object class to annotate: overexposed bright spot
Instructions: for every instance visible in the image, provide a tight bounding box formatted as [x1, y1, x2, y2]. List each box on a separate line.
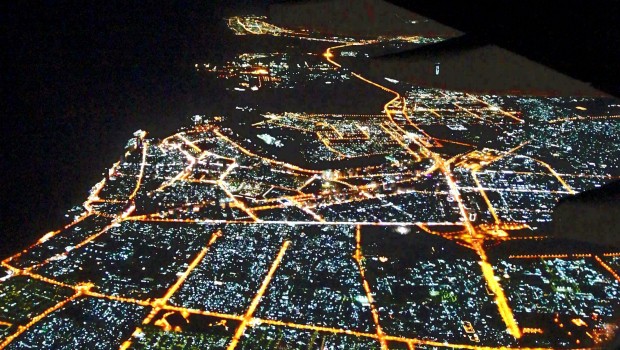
[396, 226, 410, 235]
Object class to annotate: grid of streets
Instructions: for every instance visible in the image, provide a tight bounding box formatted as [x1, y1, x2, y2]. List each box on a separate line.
[2, 11, 620, 350]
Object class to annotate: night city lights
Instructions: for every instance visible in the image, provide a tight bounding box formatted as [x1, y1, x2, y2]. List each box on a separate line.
[2, 1, 620, 349]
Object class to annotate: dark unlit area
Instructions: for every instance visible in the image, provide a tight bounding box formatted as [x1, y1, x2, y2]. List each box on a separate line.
[552, 180, 620, 248]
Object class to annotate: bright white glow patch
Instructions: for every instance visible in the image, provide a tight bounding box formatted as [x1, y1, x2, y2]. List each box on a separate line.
[257, 134, 283, 147]
[396, 226, 410, 235]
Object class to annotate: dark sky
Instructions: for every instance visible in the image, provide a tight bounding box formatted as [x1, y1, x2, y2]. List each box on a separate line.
[2, 0, 620, 258]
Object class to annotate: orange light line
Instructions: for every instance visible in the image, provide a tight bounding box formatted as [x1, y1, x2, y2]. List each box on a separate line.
[199, 148, 236, 163]
[472, 172, 500, 224]
[509, 254, 590, 259]
[155, 146, 196, 192]
[219, 183, 260, 221]
[176, 133, 203, 154]
[23, 219, 120, 272]
[287, 197, 325, 222]
[213, 129, 320, 174]
[266, 120, 319, 133]
[120, 230, 221, 349]
[354, 224, 363, 263]
[228, 240, 290, 350]
[538, 161, 575, 194]
[161, 304, 243, 321]
[343, 171, 416, 179]
[147, 231, 221, 324]
[351, 72, 399, 96]
[160, 300, 557, 350]
[318, 132, 348, 158]
[165, 232, 220, 301]
[19, 270, 77, 290]
[594, 255, 620, 282]
[437, 138, 475, 148]
[473, 142, 530, 172]
[457, 187, 571, 195]
[0, 291, 82, 349]
[298, 175, 319, 191]
[219, 162, 238, 181]
[479, 260, 521, 338]
[128, 141, 149, 200]
[386, 334, 552, 350]
[323, 45, 354, 68]
[442, 161, 476, 237]
[466, 94, 524, 123]
[548, 114, 620, 123]
[379, 124, 421, 161]
[402, 99, 434, 139]
[123, 216, 459, 227]
[86, 291, 151, 308]
[255, 317, 554, 350]
[480, 169, 620, 180]
[89, 199, 128, 204]
[354, 225, 388, 349]
[2, 213, 92, 265]
[258, 317, 378, 339]
[521, 155, 575, 194]
[453, 102, 486, 122]
[119, 327, 143, 350]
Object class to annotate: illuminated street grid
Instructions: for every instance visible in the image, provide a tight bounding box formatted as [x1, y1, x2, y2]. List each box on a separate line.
[2, 10, 620, 350]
